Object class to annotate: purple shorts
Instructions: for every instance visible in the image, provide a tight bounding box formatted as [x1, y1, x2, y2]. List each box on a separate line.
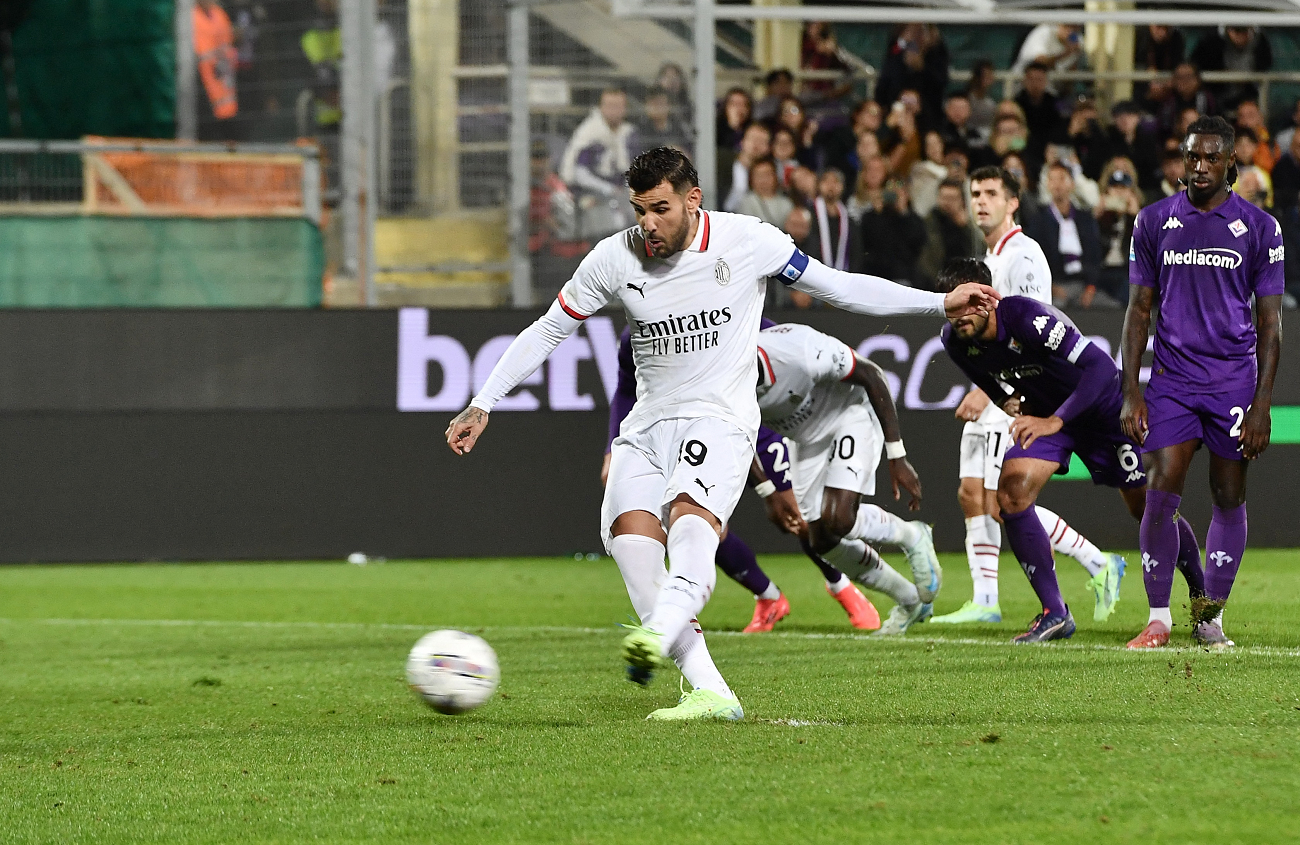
[1005, 418, 1147, 489]
[1143, 376, 1253, 460]
[756, 426, 794, 492]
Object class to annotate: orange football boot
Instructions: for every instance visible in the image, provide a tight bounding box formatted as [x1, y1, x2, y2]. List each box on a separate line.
[743, 594, 791, 633]
[830, 584, 881, 631]
[1126, 620, 1171, 649]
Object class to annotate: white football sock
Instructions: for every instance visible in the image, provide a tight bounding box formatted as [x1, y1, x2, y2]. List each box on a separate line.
[758, 583, 781, 601]
[610, 532, 730, 697]
[609, 534, 667, 622]
[858, 558, 920, 607]
[820, 536, 870, 579]
[826, 573, 852, 594]
[667, 620, 733, 698]
[1036, 506, 1107, 576]
[849, 504, 922, 549]
[1148, 607, 1173, 628]
[965, 515, 1001, 607]
[646, 514, 719, 649]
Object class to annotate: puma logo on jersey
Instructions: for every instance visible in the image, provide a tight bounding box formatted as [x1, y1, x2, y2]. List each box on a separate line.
[694, 478, 715, 495]
[1162, 217, 1183, 230]
[844, 466, 859, 476]
[626, 282, 647, 297]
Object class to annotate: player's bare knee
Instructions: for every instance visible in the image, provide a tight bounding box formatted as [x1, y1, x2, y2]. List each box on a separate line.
[807, 520, 839, 556]
[957, 479, 985, 514]
[996, 476, 1036, 515]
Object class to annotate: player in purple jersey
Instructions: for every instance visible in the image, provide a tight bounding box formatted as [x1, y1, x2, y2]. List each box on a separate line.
[605, 325, 882, 632]
[940, 259, 1205, 642]
[1121, 116, 1283, 649]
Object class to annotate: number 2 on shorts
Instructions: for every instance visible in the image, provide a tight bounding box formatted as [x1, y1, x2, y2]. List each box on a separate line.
[1229, 405, 1248, 438]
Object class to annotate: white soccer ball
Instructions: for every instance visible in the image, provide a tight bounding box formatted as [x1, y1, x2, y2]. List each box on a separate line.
[405, 629, 500, 714]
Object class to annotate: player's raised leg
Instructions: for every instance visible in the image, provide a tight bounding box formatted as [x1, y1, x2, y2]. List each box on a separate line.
[1034, 506, 1127, 621]
[849, 504, 941, 605]
[999, 458, 1077, 643]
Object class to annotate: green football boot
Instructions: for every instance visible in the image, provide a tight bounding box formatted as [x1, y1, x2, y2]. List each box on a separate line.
[621, 625, 668, 686]
[646, 687, 744, 721]
[929, 599, 1002, 624]
[1087, 554, 1127, 622]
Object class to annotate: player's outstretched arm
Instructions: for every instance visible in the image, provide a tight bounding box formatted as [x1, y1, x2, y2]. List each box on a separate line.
[786, 253, 998, 317]
[749, 455, 805, 535]
[846, 353, 922, 509]
[445, 299, 583, 455]
[1119, 284, 1154, 444]
[1242, 293, 1283, 459]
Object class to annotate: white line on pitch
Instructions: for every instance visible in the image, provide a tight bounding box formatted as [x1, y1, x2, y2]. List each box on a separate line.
[3, 616, 1299, 658]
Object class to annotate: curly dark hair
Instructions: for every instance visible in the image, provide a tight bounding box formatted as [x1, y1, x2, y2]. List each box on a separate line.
[626, 147, 699, 194]
[936, 257, 992, 293]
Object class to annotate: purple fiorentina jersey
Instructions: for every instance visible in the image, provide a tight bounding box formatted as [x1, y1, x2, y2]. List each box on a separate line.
[941, 296, 1124, 424]
[1129, 190, 1284, 392]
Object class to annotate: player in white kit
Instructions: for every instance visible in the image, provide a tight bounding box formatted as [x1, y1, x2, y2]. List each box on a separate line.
[755, 323, 943, 635]
[931, 166, 1128, 626]
[446, 148, 998, 721]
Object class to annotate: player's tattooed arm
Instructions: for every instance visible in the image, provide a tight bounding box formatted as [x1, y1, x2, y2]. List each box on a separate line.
[1243, 294, 1283, 459]
[445, 406, 489, 455]
[1119, 284, 1154, 444]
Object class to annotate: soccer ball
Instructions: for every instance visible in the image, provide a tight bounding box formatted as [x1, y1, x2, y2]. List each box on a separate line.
[405, 629, 500, 714]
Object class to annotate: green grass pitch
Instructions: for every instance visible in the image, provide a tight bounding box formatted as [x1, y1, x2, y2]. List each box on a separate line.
[2, 551, 1299, 844]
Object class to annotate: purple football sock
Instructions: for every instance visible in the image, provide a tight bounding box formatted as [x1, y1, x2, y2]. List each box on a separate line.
[1175, 516, 1206, 600]
[1205, 503, 1247, 602]
[1003, 507, 1066, 616]
[1139, 490, 1181, 608]
[713, 532, 772, 596]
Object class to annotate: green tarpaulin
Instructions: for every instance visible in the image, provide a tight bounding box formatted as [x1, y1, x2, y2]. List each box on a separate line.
[0, 216, 323, 307]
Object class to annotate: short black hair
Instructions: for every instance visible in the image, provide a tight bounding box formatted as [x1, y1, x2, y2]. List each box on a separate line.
[645, 85, 669, 100]
[969, 165, 1020, 200]
[936, 257, 992, 293]
[626, 146, 699, 194]
[939, 177, 965, 192]
[1047, 160, 1074, 178]
[1025, 61, 1051, 75]
[765, 68, 794, 86]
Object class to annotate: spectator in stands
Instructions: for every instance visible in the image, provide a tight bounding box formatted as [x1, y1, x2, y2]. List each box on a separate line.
[801, 22, 854, 102]
[560, 87, 635, 238]
[1039, 142, 1099, 210]
[1234, 127, 1263, 174]
[803, 168, 861, 272]
[716, 87, 753, 151]
[858, 178, 927, 284]
[980, 110, 1030, 175]
[301, 2, 342, 132]
[638, 86, 691, 155]
[1104, 100, 1161, 195]
[788, 166, 819, 208]
[774, 98, 819, 167]
[940, 92, 983, 151]
[1099, 156, 1142, 195]
[1025, 161, 1102, 307]
[1013, 24, 1087, 79]
[1235, 100, 1277, 172]
[771, 128, 802, 187]
[1156, 148, 1186, 199]
[735, 158, 794, 228]
[848, 155, 889, 218]
[654, 62, 692, 126]
[945, 142, 971, 185]
[1236, 165, 1272, 210]
[1275, 98, 1300, 153]
[966, 59, 999, 142]
[910, 130, 949, 217]
[529, 139, 586, 287]
[883, 89, 923, 178]
[1095, 169, 1143, 305]
[195, 0, 241, 141]
[844, 131, 883, 191]
[1134, 25, 1185, 106]
[1065, 96, 1109, 180]
[1001, 151, 1039, 219]
[721, 123, 770, 212]
[876, 23, 949, 127]
[1271, 130, 1300, 212]
[1016, 62, 1063, 168]
[1191, 26, 1272, 111]
[916, 178, 983, 289]
[1159, 63, 1216, 136]
[754, 69, 795, 124]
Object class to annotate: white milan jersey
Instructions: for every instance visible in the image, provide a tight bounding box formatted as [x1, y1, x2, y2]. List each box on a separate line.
[978, 225, 1052, 424]
[755, 323, 875, 444]
[558, 211, 800, 438]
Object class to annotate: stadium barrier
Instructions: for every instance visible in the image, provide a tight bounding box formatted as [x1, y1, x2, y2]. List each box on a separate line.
[0, 307, 1296, 562]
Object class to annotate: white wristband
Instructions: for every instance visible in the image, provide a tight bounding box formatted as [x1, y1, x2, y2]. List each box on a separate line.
[753, 480, 777, 498]
[885, 441, 907, 460]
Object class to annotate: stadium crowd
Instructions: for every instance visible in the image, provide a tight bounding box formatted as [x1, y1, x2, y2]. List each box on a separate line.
[530, 23, 1300, 310]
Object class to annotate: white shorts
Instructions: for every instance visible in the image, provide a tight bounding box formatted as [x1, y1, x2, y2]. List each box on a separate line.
[600, 416, 752, 552]
[959, 418, 1011, 491]
[788, 405, 883, 521]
